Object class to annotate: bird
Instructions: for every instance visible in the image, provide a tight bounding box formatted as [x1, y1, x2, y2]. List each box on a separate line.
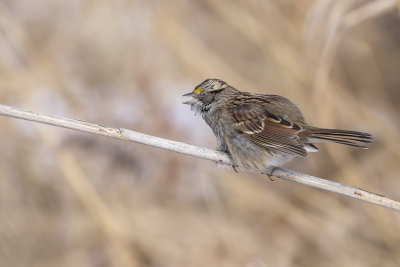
[183, 78, 372, 176]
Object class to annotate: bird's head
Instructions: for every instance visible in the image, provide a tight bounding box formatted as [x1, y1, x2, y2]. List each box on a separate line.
[183, 79, 229, 112]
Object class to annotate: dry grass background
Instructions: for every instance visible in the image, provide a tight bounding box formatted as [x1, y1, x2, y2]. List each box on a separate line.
[0, 0, 400, 266]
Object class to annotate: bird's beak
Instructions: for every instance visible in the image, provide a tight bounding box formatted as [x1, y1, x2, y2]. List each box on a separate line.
[182, 92, 194, 97]
[182, 92, 195, 105]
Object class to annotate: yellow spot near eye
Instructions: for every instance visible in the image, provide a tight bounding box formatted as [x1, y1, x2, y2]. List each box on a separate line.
[193, 87, 205, 94]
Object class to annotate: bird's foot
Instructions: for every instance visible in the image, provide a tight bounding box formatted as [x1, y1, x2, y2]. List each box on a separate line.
[266, 173, 275, 181]
[265, 167, 277, 181]
[232, 165, 239, 173]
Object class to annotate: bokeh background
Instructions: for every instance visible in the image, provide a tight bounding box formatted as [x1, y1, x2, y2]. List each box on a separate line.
[1, 0, 400, 266]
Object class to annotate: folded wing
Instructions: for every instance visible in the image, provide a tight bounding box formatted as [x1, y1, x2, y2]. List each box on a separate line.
[231, 103, 307, 157]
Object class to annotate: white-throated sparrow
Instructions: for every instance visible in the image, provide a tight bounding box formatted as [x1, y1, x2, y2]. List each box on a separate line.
[183, 78, 372, 175]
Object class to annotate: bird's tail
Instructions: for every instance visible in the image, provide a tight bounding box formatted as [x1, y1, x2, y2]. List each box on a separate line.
[302, 128, 372, 149]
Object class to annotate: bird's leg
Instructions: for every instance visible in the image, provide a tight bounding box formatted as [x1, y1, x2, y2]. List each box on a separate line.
[265, 167, 277, 181]
[217, 144, 237, 173]
[266, 173, 275, 181]
[232, 165, 239, 173]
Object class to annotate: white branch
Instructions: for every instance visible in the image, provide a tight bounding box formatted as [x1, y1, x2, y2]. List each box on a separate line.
[1, 104, 399, 212]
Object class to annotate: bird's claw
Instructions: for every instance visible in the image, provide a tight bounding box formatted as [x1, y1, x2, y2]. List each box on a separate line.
[232, 165, 239, 173]
[266, 173, 275, 181]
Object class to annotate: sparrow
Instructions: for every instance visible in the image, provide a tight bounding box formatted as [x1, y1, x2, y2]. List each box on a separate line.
[183, 78, 372, 175]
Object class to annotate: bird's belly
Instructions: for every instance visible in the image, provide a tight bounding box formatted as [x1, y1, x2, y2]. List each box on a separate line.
[225, 135, 295, 173]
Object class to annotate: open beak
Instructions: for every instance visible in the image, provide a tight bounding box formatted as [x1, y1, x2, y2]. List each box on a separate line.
[182, 92, 194, 97]
[182, 92, 195, 105]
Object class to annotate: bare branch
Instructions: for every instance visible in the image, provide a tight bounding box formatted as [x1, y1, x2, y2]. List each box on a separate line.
[0, 104, 399, 212]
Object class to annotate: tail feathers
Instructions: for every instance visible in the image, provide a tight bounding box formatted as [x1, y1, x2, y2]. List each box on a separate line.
[305, 128, 372, 149]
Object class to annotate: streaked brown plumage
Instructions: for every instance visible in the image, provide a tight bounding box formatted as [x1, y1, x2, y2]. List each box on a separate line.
[183, 78, 372, 174]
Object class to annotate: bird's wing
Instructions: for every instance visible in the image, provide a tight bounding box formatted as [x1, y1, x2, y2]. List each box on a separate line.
[230, 98, 307, 156]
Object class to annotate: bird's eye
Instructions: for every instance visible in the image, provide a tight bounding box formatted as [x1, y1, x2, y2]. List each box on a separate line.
[193, 87, 205, 94]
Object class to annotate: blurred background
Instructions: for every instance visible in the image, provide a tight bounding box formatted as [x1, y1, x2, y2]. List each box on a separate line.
[0, 0, 400, 266]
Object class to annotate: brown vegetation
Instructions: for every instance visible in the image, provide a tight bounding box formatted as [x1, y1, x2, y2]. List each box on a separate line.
[0, 1, 399, 266]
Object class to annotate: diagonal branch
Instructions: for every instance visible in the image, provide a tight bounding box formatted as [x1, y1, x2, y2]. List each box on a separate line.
[0, 104, 399, 212]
